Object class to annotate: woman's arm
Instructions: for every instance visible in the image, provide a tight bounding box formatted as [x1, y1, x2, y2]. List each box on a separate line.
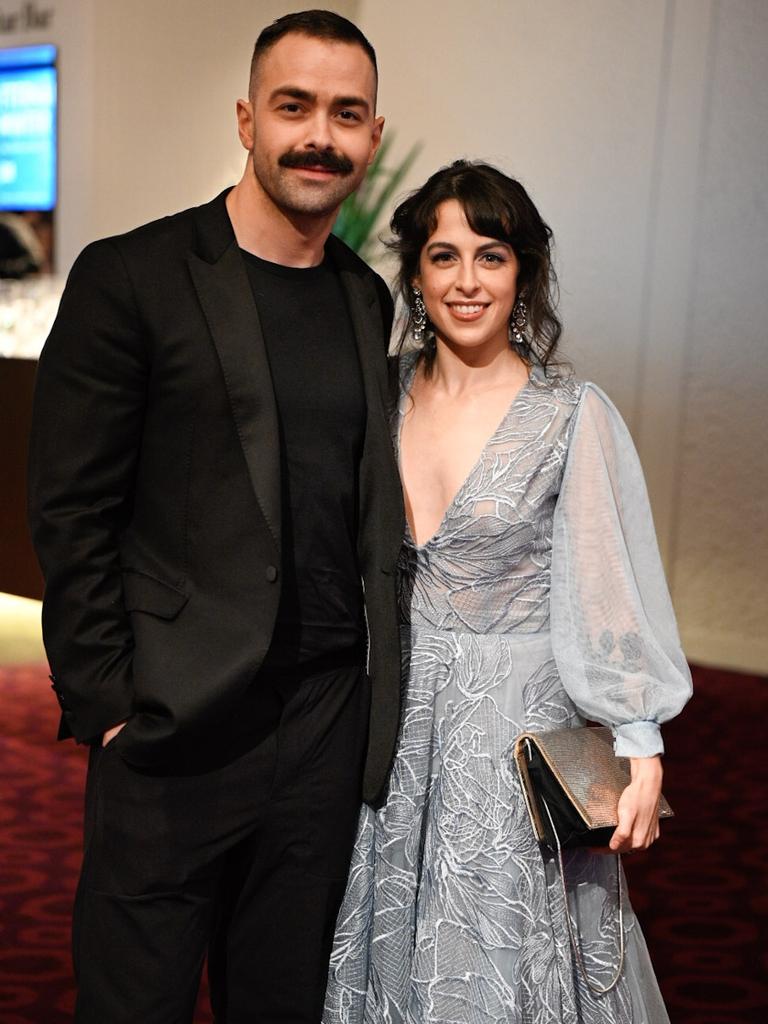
[550, 383, 692, 849]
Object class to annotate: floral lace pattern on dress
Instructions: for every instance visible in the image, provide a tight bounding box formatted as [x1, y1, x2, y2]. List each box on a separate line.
[324, 355, 691, 1024]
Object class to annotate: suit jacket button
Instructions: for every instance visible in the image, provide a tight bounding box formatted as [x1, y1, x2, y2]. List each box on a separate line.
[265, 565, 278, 583]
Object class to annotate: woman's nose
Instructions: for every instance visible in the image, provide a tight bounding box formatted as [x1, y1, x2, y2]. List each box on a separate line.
[455, 261, 480, 293]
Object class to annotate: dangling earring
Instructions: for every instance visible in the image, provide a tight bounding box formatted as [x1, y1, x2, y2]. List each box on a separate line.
[509, 297, 528, 348]
[412, 287, 428, 342]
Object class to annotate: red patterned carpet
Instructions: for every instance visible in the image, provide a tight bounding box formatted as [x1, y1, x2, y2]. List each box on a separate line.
[0, 661, 766, 1023]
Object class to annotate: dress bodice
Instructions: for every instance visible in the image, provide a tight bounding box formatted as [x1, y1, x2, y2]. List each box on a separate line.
[396, 355, 583, 635]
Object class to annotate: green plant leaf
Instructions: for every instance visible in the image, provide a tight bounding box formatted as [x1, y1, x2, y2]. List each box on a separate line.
[333, 135, 422, 259]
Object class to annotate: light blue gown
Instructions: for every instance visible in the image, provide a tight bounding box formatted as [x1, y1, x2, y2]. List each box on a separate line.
[324, 357, 692, 1024]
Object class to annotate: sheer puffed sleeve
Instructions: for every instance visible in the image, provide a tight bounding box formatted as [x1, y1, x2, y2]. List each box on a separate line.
[550, 384, 692, 757]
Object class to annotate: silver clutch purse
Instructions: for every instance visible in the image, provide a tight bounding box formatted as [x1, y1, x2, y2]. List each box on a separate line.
[513, 725, 673, 850]
[513, 725, 674, 996]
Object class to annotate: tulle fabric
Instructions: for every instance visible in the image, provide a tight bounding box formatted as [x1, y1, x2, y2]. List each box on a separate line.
[323, 357, 691, 1024]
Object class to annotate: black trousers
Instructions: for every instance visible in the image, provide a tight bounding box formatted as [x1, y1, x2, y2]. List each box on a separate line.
[72, 662, 369, 1024]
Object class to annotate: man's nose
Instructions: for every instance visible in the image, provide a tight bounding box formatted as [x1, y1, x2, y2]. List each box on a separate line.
[303, 112, 334, 150]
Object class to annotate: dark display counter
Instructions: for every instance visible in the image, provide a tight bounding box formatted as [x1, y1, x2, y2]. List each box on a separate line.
[0, 357, 43, 599]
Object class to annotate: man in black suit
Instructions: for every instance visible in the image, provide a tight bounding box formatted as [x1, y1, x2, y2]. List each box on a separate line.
[27, 10, 403, 1022]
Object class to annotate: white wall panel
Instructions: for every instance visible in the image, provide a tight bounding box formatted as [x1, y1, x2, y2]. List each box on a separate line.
[89, 0, 359, 243]
[668, 0, 768, 672]
[0, 0, 359, 266]
[4, 0, 764, 670]
[358, 0, 767, 671]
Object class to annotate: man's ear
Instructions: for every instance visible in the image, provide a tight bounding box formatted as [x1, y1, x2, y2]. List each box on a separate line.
[368, 115, 385, 166]
[235, 98, 254, 151]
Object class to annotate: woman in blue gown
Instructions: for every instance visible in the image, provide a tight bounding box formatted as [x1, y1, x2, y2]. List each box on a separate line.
[324, 161, 692, 1024]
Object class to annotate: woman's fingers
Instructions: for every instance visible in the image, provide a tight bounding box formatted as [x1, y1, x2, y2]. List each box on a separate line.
[608, 798, 635, 852]
[604, 756, 665, 853]
[609, 784, 661, 852]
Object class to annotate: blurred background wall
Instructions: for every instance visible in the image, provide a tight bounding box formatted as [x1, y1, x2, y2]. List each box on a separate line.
[2, 0, 766, 673]
[355, 0, 768, 672]
[2, 0, 356, 267]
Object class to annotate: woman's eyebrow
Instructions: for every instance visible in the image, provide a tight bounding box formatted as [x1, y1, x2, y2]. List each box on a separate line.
[425, 240, 512, 253]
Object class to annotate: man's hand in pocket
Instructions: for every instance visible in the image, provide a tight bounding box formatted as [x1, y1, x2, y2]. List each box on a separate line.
[102, 720, 128, 747]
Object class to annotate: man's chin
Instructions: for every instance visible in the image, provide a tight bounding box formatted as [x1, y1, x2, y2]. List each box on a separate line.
[280, 185, 352, 218]
[261, 168, 360, 218]
[253, 161, 363, 220]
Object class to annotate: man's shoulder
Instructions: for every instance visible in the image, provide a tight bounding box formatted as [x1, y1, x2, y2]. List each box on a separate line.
[326, 233, 392, 313]
[80, 190, 230, 266]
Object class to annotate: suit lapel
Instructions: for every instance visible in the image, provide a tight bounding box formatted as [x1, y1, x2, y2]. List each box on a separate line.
[188, 195, 281, 552]
[330, 237, 390, 421]
[330, 237, 403, 568]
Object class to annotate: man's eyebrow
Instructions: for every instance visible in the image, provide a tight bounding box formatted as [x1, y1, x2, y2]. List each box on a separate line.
[269, 86, 316, 103]
[334, 95, 370, 112]
[269, 86, 370, 113]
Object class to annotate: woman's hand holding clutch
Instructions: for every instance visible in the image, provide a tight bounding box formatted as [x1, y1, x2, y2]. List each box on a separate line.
[609, 755, 664, 853]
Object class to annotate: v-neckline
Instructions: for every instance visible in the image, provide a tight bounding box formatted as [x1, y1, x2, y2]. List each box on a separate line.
[397, 358, 534, 551]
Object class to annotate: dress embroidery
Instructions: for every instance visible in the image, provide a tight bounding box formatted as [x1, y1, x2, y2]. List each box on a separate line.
[324, 354, 688, 1024]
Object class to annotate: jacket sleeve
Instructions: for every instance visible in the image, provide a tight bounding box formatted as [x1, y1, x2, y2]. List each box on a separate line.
[550, 384, 693, 757]
[27, 239, 149, 742]
[372, 271, 394, 349]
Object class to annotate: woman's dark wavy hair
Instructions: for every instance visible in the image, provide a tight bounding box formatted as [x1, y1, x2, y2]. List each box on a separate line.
[390, 161, 562, 372]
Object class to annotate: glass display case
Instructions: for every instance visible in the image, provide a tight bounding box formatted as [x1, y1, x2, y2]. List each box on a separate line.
[0, 274, 63, 358]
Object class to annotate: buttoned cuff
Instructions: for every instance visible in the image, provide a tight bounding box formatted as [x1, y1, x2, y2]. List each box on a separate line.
[612, 720, 664, 758]
[50, 673, 134, 745]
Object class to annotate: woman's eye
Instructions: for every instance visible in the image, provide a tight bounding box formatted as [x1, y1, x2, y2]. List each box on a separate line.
[430, 252, 455, 264]
[481, 252, 505, 264]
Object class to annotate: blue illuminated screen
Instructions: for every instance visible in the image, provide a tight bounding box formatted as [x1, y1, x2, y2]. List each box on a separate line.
[0, 45, 57, 211]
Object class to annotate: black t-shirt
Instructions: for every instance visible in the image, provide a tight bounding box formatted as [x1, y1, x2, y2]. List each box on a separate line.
[241, 249, 366, 670]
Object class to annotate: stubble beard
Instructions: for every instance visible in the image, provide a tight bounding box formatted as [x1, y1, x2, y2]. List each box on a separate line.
[251, 151, 365, 219]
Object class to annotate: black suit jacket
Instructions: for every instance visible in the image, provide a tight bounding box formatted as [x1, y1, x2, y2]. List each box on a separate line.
[28, 190, 404, 804]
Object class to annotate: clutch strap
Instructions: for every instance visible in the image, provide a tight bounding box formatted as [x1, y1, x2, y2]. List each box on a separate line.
[540, 795, 626, 997]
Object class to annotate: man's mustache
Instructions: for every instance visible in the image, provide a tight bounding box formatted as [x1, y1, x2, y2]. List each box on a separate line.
[278, 150, 354, 175]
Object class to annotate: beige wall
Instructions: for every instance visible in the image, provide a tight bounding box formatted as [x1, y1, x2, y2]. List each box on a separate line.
[89, 0, 360, 244]
[356, 0, 768, 674]
[0, 0, 358, 267]
[665, 2, 768, 673]
[3, 0, 765, 672]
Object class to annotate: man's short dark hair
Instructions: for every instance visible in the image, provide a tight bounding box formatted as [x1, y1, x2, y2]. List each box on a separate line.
[249, 9, 378, 99]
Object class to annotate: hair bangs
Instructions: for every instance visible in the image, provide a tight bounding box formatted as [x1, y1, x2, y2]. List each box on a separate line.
[389, 160, 562, 374]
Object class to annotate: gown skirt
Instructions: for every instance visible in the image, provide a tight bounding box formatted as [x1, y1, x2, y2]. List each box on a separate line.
[323, 360, 691, 1024]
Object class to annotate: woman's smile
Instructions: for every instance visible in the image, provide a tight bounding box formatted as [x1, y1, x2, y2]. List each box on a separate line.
[415, 199, 520, 355]
[446, 302, 489, 321]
